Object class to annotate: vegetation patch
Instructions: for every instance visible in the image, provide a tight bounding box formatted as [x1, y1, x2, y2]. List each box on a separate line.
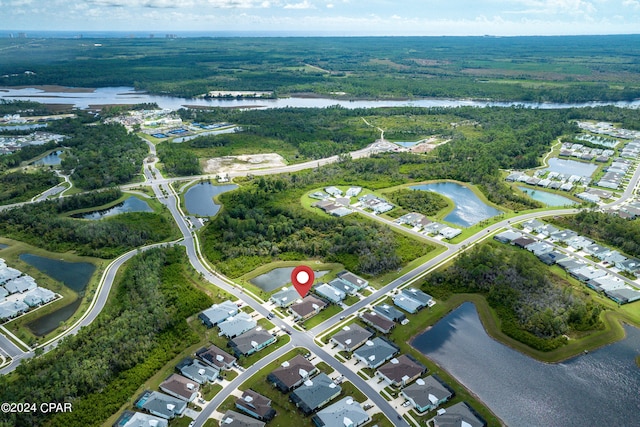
[386, 188, 449, 218]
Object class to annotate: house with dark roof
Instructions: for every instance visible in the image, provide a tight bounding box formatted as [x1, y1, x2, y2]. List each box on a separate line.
[353, 337, 399, 369]
[196, 344, 236, 370]
[376, 354, 426, 387]
[289, 295, 327, 321]
[113, 410, 168, 427]
[373, 303, 406, 322]
[360, 311, 395, 334]
[176, 358, 218, 384]
[220, 410, 266, 427]
[401, 376, 453, 413]
[229, 327, 276, 357]
[290, 373, 341, 415]
[433, 402, 487, 427]
[267, 354, 317, 392]
[135, 390, 186, 420]
[198, 300, 238, 328]
[270, 287, 301, 308]
[494, 230, 522, 244]
[311, 397, 370, 427]
[330, 324, 373, 352]
[235, 389, 276, 421]
[512, 237, 536, 249]
[338, 272, 368, 290]
[537, 251, 567, 266]
[159, 374, 199, 402]
[218, 312, 257, 338]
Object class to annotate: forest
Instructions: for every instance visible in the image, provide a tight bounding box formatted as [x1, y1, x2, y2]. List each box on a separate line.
[387, 188, 449, 218]
[0, 190, 176, 258]
[0, 169, 60, 205]
[1, 35, 639, 102]
[423, 242, 603, 352]
[0, 247, 212, 427]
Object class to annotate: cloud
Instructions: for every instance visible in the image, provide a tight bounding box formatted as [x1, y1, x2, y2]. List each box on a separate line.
[284, 0, 314, 9]
[622, 0, 640, 8]
[326, 3, 334, 8]
[506, 0, 597, 15]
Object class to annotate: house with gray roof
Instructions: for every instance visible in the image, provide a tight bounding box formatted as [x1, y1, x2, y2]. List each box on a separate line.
[606, 288, 640, 305]
[583, 244, 607, 256]
[218, 312, 257, 338]
[556, 258, 585, 271]
[3, 275, 36, 294]
[330, 324, 373, 352]
[176, 358, 217, 384]
[393, 294, 422, 314]
[159, 374, 199, 402]
[536, 224, 559, 236]
[270, 287, 301, 308]
[220, 410, 265, 427]
[290, 373, 341, 415]
[135, 390, 186, 420]
[402, 288, 433, 307]
[315, 283, 345, 303]
[311, 397, 370, 427]
[0, 265, 21, 285]
[229, 327, 276, 357]
[565, 236, 593, 251]
[0, 300, 29, 320]
[290, 295, 327, 321]
[494, 230, 522, 244]
[376, 354, 426, 387]
[550, 230, 578, 243]
[433, 402, 487, 427]
[522, 219, 543, 231]
[113, 410, 168, 427]
[616, 258, 640, 274]
[0, 286, 7, 300]
[198, 300, 239, 328]
[23, 287, 56, 307]
[353, 337, 399, 369]
[373, 303, 406, 322]
[537, 251, 567, 266]
[338, 272, 368, 290]
[235, 389, 276, 421]
[325, 186, 343, 197]
[401, 376, 453, 414]
[525, 241, 554, 257]
[328, 278, 358, 296]
[360, 311, 395, 334]
[570, 266, 607, 282]
[196, 344, 236, 370]
[267, 354, 317, 392]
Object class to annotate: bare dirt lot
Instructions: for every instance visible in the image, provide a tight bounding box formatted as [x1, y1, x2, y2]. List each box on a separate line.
[203, 153, 287, 174]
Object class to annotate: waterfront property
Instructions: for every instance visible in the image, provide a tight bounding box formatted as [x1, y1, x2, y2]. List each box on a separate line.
[337, 271, 368, 290]
[289, 373, 341, 415]
[235, 389, 276, 421]
[330, 324, 373, 352]
[134, 390, 186, 420]
[353, 337, 399, 369]
[394, 288, 434, 314]
[195, 344, 237, 370]
[270, 286, 302, 308]
[228, 327, 276, 357]
[433, 402, 487, 427]
[267, 354, 317, 392]
[376, 354, 426, 387]
[289, 295, 328, 321]
[198, 300, 239, 328]
[401, 376, 453, 414]
[159, 374, 199, 402]
[220, 410, 265, 427]
[311, 397, 370, 427]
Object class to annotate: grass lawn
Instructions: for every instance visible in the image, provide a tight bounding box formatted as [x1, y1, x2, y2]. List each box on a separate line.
[201, 383, 223, 401]
[303, 304, 342, 329]
[315, 361, 334, 375]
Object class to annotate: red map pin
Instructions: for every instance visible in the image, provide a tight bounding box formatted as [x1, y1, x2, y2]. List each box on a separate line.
[291, 265, 315, 298]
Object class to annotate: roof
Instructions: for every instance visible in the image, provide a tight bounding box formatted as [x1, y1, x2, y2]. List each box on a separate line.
[315, 283, 346, 302]
[159, 374, 199, 401]
[377, 354, 426, 384]
[290, 373, 341, 413]
[0, 300, 29, 320]
[114, 410, 169, 427]
[337, 272, 368, 289]
[236, 389, 276, 420]
[394, 294, 422, 313]
[23, 287, 55, 306]
[218, 312, 257, 338]
[267, 355, 316, 390]
[135, 390, 186, 419]
[3, 275, 36, 293]
[220, 410, 266, 427]
[270, 287, 301, 307]
[360, 311, 395, 332]
[199, 300, 238, 326]
[196, 344, 236, 369]
[312, 397, 370, 427]
[229, 327, 275, 355]
[401, 288, 433, 305]
[373, 303, 406, 321]
[402, 376, 453, 409]
[494, 230, 522, 243]
[434, 402, 486, 427]
[331, 324, 373, 350]
[290, 295, 327, 318]
[328, 278, 358, 294]
[0, 265, 21, 285]
[512, 237, 536, 248]
[177, 358, 218, 384]
[353, 337, 399, 368]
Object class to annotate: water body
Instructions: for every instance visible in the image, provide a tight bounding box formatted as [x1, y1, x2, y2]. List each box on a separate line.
[34, 150, 63, 166]
[410, 182, 501, 227]
[2, 86, 640, 111]
[74, 196, 153, 220]
[27, 298, 82, 336]
[517, 186, 577, 207]
[250, 267, 329, 292]
[412, 302, 640, 427]
[19, 253, 95, 293]
[393, 141, 420, 147]
[546, 158, 598, 178]
[184, 182, 238, 217]
[0, 244, 8, 250]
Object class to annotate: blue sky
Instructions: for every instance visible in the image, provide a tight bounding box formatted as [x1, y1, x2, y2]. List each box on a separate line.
[2, 0, 639, 35]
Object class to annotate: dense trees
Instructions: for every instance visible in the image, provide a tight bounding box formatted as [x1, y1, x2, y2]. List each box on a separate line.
[0, 247, 212, 427]
[156, 142, 201, 176]
[423, 242, 603, 351]
[388, 188, 449, 217]
[0, 170, 60, 204]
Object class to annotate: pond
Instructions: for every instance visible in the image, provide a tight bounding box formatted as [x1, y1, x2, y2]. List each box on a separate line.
[0, 244, 8, 250]
[412, 302, 640, 427]
[27, 298, 82, 337]
[393, 141, 420, 147]
[73, 196, 153, 220]
[19, 253, 96, 293]
[250, 267, 330, 292]
[34, 150, 63, 166]
[184, 182, 238, 217]
[517, 186, 578, 207]
[410, 182, 501, 227]
[546, 158, 598, 178]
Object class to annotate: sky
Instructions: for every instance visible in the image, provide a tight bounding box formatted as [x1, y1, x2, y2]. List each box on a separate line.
[1, 0, 640, 36]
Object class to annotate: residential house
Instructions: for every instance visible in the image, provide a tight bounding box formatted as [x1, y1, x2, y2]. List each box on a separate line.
[494, 230, 522, 244]
[219, 410, 266, 427]
[135, 390, 186, 420]
[229, 327, 276, 357]
[330, 324, 373, 352]
[195, 344, 236, 370]
[556, 258, 585, 271]
[522, 219, 543, 231]
[3, 275, 36, 294]
[606, 288, 640, 305]
[549, 230, 578, 243]
[525, 241, 554, 257]
[267, 354, 317, 392]
[360, 311, 395, 334]
[433, 402, 487, 427]
[113, 410, 168, 427]
[338, 272, 368, 290]
[346, 187, 362, 197]
[198, 300, 239, 328]
[373, 303, 406, 322]
[353, 337, 399, 369]
[440, 227, 462, 240]
[0, 300, 29, 320]
[235, 389, 276, 421]
[400, 288, 433, 308]
[176, 358, 218, 384]
[325, 186, 343, 197]
[270, 287, 301, 308]
[22, 287, 56, 307]
[0, 286, 7, 300]
[290, 373, 341, 415]
[616, 258, 640, 274]
[393, 294, 422, 314]
[537, 251, 567, 266]
[328, 278, 358, 296]
[311, 397, 370, 427]
[376, 354, 426, 387]
[159, 374, 199, 402]
[218, 312, 257, 338]
[0, 265, 21, 285]
[565, 236, 593, 251]
[512, 237, 536, 249]
[536, 224, 559, 237]
[314, 283, 346, 303]
[570, 266, 607, 282]
[289, 295, 327, 321]
[401, 376, 453, 414]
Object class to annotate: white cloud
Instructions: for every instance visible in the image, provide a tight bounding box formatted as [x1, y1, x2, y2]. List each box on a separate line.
[326, 3, 334, 8]
[284, 0, 314, 9]
[622, 0, 640, 8]
[507, 0, 597, 15]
